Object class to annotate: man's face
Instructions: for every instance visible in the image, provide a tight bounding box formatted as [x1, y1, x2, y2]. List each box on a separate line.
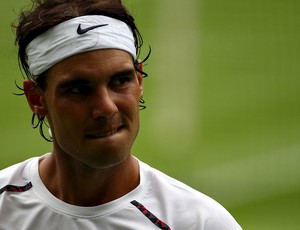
[39, 49, 143, 169]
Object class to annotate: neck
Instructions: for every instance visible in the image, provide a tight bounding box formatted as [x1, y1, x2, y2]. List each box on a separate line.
[39, 153, 140, 206]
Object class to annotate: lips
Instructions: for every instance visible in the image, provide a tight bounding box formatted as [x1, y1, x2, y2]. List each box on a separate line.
[85, 125, 124, 139]
[86, 129, 118, 138]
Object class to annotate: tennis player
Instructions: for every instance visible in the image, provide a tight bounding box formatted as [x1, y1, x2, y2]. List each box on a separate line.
[0, 0, 242, 229]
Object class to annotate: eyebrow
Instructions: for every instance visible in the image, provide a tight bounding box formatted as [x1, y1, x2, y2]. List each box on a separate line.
[58, 79, 90, 90]
[110, 68, 136, 79]
[56, 66, 136, 89]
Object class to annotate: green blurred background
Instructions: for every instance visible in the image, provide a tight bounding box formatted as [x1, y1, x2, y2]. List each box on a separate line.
[1, 0, 300, 229]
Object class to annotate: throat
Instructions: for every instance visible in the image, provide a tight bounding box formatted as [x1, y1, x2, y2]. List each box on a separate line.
[38, 153, 140, 206]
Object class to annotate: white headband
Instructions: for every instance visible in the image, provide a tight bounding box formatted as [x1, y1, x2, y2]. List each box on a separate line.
[26, 15, 136, 77]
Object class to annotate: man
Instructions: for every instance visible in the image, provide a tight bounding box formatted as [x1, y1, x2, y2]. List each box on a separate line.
[0, 0, 242, 229]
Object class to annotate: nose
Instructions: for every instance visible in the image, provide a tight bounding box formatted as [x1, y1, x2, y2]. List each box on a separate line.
[91, 87, 118, 119]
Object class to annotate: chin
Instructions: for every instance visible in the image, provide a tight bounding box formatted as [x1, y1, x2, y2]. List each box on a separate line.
[83, 150, 130, 170]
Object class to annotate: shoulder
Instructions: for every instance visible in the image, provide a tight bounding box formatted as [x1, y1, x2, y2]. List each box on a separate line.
[0, 157, 37, 190]
[140, 161, 242, 230]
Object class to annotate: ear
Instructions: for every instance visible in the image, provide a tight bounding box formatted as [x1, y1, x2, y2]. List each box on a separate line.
[138, 62, 143, 72]
[23, 80, 48, 116]
[136, 63, 144, 98]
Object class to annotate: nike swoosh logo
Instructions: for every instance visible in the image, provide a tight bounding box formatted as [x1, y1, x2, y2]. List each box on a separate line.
[77, 23, 108, 35]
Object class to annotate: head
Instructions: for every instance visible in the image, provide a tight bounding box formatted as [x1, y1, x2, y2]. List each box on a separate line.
[14, 0, 149, 141]
[14, 0, 149, 169]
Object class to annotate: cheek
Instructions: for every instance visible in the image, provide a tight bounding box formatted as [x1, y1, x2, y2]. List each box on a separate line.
[47, 103, 86, 132]
[120, 93, 140, 113]
[115, 85, 141, 110]
[114, 96, 140, 130]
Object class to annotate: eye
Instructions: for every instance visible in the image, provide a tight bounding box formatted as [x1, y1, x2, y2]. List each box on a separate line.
[67, 85, 91, 95]
[110, 75, 132, 87]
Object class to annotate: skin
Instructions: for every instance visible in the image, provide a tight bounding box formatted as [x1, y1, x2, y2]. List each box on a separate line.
[24, 49, 143, 206]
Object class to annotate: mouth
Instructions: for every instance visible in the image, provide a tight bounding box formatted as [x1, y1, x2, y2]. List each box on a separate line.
[85, 126, 124, 139]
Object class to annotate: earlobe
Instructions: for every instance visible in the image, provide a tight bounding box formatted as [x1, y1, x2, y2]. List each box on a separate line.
[23, 80, 48, 116]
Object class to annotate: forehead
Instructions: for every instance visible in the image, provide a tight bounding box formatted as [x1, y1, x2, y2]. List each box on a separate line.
[45, 49, 134, 82]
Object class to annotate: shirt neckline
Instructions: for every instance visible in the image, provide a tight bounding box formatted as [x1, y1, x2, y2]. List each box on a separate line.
[29, 154, 150, 218]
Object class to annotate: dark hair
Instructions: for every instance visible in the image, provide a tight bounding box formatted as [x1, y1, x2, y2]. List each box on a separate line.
[13, 0, 150, 141]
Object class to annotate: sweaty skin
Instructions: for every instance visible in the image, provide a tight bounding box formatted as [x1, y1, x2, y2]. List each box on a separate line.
[24, 49, 143, 206]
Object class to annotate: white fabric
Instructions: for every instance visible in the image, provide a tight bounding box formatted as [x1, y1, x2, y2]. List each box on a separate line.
[26, 15, 136, 77]
[0, 155, 242, 230]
